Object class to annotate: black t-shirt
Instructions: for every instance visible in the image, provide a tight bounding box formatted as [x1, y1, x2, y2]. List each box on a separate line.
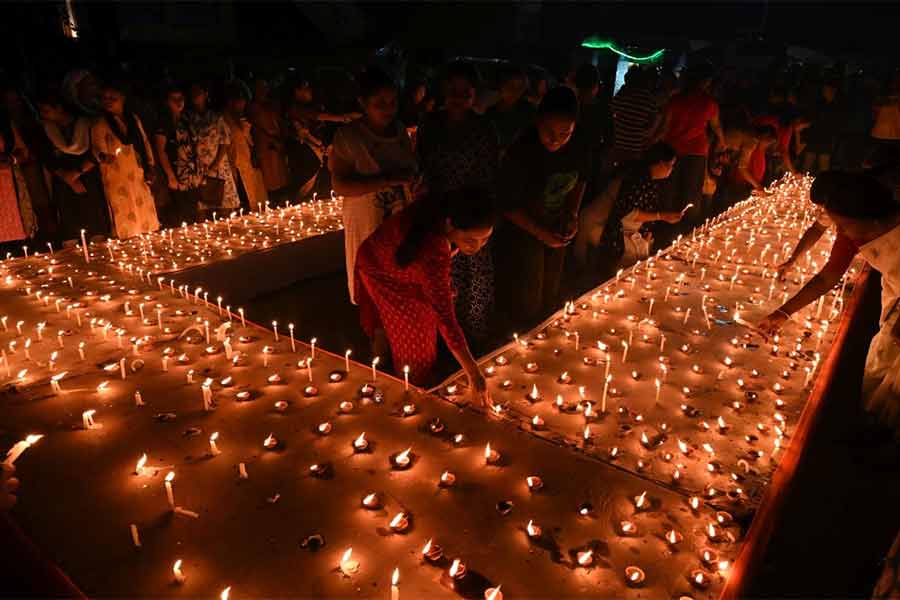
[498, 127, 592, 229]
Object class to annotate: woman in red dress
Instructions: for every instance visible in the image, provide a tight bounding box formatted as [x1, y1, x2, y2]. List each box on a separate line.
[355, 188, 494, 406]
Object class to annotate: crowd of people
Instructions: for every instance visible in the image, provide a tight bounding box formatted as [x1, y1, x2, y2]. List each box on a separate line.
[3, 56, 900, 399]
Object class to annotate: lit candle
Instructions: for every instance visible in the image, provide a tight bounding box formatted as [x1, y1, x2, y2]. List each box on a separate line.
[82, 409, 97, 430]
[164, 471, 175, 509]
[272, 321, 279, 342]
[344, 349, 352, 372]
[4, 434, 43, 466]
[484, 443, 500, 465]
[80, 229, 90, 263]
[371, 356, 379, 381]
[391, 568, 400, 600]
[209, 432, 220, 456]
[403, 365, 410, 391]
[173, 559, 186, 584]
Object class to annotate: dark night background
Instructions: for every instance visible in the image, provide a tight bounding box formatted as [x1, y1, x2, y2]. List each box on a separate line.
[3, 2, 900, 82]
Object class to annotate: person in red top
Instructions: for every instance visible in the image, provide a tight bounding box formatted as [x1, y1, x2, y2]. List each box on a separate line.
[355, 188, 495, 405]
[656, 63, 726, 225]
[729, 123, 777, 195]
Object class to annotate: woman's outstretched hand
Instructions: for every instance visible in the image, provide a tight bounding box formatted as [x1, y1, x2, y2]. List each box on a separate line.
[2, 463, 19, 510]
[467, 370, 493, 411]
[756, 310, 789, 342]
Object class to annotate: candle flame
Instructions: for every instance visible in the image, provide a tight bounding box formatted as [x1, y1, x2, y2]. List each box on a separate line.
[527, 520, 538, 536]
[487, 586, 501, 600]
[529, 384, 539, 399]
[577, 550, 593, 566]
[635, 491, 647, 508]
[354, 432, 366, 446]
[397, 447, 411, 462]
[136, 453, 147, 472]
[630, 570, 641, 582]
[389, 512, 405, 528]
[210, 432, 219, 442]
[484, 443, 492, 458]
[707, 523, 718, 538]
[220, 586, 231, 600]
[264, 433, 275, 446]
[341, 548, 353, 563]
[165, 471, 175, 483]
[422, 539, 432, 555]
[173, 559, 182, 574]
[449, 559, 462, 577]
[666, 530, 679, 544]
[391, 568, 399, 586]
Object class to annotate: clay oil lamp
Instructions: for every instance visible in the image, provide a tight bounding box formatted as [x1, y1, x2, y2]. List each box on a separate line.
[625, 566, 646, 587]
[391, 448, 413, 470]
[422, 539, 443, 563]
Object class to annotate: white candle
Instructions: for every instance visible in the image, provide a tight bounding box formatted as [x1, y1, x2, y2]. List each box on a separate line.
[272, 321, 279, 342]
[601, 374, 611, 413]
[391, 568, 400, 600]
[238, 308, 245, 328]
[209, 432, 220, 455]
[130, 524, 141, 547]
[164, 471, 175, 509]
[345, 349, 352, 372]
[371, 356, 379, 382]
[4, 434, 42, 466]
[403, 365, 410, 391]
[80, 230, 90, 263]
[120, 358, 126, 380]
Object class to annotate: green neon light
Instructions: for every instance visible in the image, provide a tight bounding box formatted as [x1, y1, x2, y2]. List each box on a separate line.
[580, 37, 665, 63]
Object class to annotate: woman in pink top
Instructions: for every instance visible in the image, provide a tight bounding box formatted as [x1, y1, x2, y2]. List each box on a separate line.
[656, 63, 725, 226]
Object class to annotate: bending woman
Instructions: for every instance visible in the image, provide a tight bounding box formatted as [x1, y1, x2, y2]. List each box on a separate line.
[355, 188, 494, 406]
[758, 171, 900, 435]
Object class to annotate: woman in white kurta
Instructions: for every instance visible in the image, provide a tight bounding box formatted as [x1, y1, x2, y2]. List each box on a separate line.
[759, 171, 900, 435]
[330, 68, 417, 304]
[91, 83, 160, 238]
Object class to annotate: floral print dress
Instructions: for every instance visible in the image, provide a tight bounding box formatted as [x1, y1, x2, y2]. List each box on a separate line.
[417, 112, 500, 342]
[90, 115, 160, 239]
[187, 109, 239, 210]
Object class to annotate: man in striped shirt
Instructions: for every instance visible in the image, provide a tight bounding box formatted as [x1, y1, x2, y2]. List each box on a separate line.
[609, 68, 661, 170]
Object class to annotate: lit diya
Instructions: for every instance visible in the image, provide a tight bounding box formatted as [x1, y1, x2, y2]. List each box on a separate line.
[439, 470, 456, 487]
[391, 448, 413, 470]
[557, 371, 572, 384]
[525, 384, 542, 403]
[429, 418, 445, 433]
[448, 559, 467, 580]
[531, 415, 545, 430]
[303, 385, 318, 397]
[624, 566, 646, 586]
[524, 362, 539, 373]
[352, 432, 369, 452]
[317, 422, 332, 435]
[402, 403, 417, 417]
[666, 529, 683, 546]
[576, 549, 594, 567]
[633, 490, 649, 511]
[309, 463, 331, 478]
[422, 539, 443, 562]
[361, 492, 381, 509]
[526, 519, 542, 539]
[328, 370, 345, 383]
[263, 433, 279, 449]
[619, 520, 638, 536]
[388, 512, 409, 533]
[339, 400, 355, 413]
[484, 443, 500, 465]
[689, 570, 710, 589]
[526, 475, 543, 492]
[359, 383, 375, 397]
